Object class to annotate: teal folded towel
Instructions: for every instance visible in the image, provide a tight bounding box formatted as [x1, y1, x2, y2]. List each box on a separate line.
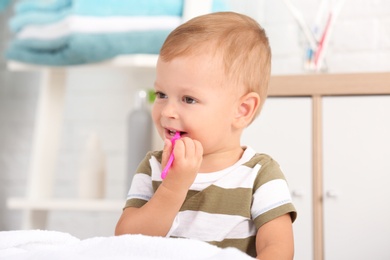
[6, 0, 230, 66]
[15, 0, 71, 13]
[14, 0, 227, 16]
[9, 0, 183, 32]
[73, 0, 183, 17]
[10, 9, 71, 32]
[10, 0, 229, 32]
[6, 30, 171, 66]
[0, 0, 11, 12]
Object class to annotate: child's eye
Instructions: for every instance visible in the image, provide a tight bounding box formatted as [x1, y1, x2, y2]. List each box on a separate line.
[155, 91, 167, 99]
[182, 96, 197, 104]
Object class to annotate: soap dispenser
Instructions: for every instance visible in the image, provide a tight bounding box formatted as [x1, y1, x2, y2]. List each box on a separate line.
[126, 90, 153, 193]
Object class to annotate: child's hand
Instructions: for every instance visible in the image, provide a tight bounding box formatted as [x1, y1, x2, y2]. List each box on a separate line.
[161, 137, 203, 193]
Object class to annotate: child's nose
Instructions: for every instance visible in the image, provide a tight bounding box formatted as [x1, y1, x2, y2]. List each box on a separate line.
[161, 101, 178, 119]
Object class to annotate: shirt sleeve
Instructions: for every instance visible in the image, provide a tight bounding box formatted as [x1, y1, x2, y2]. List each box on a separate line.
[123, 152, 155, 209]
[251, 155, 297, 229]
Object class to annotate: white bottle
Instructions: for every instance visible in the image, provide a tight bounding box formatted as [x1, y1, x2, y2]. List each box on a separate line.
[126, 90, 153, 193]
[78, 133, 106, 199]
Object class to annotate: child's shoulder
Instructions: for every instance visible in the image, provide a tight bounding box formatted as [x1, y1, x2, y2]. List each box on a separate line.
[243, 152, 278, 168]
[242, 152, 285, 184]
[146, 150, 163, 162]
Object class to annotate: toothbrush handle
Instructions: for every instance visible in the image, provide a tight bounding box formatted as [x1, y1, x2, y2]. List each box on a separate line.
[161, 153, 174, 179]
[161, 132, 181, 179]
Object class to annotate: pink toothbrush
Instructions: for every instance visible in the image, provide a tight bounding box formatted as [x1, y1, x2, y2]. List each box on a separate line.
[161, 131, 181, 179]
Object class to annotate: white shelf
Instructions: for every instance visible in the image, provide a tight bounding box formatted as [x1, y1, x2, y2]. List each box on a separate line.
[7, 54, 159, 71]
[7, 198, 124, 211]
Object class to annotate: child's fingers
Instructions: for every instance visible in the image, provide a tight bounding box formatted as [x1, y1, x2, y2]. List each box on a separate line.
[164, 138, 203, 190]
[174, 138, 203, 162]
[173, 138, 192, 159]
[161, 139, 172, 167]
[180, 137, 195, 158]
[190, 139, 203, 170]
[193, 140, 203, 159]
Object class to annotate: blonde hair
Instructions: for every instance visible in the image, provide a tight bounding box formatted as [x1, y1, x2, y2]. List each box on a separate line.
[160, 12, 271, 118]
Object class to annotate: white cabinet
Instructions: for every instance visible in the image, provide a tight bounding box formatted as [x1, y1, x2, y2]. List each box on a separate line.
[265, 73, 390, 260]
[323, 96, 390, 260]
[242, 97, 313, 260]
[242, 85, 390, 260]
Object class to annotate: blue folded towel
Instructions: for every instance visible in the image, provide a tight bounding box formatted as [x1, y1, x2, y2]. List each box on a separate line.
[73, 0, 184, 17]
[10, 9, 71, 32]
[14, 0, 227, 16]
[0, 0, 11, 12]
[9, 0, 183, 32]
[15, 0, 71, 13]
[10, 0, 229, 32]
[6, 0, 230, 66]
[212, 0, 229, 13]
[6, 30, 171, 66]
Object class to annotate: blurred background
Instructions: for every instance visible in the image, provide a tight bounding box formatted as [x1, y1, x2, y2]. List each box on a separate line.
[0, 1, 389, 260]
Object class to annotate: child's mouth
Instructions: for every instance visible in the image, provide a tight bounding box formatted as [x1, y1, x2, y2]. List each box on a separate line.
[168, 129, 186, 136]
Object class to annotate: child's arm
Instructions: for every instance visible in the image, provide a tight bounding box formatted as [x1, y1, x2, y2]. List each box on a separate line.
[115, 137, 203, 237]
[255, 213, 294, 260]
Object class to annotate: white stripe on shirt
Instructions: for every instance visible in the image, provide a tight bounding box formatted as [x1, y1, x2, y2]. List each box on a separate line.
[127, 173, 153, 201]
[251, 179, 293, 219]
[168, 210, 257, 241]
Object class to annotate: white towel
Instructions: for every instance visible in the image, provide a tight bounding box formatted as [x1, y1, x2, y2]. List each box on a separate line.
[0, 230, 254, 260]
[0, 230, 79, 259]
[16, 15, 182, 40]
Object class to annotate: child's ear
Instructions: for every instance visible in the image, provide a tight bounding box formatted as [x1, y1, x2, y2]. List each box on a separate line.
[233, 92, 260, 128]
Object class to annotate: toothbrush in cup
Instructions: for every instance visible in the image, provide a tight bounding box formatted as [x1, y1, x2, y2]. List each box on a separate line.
[161, 131, 181, 179]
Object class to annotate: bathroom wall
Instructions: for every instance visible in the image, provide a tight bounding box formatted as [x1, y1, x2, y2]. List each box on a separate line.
[0, 0, 389, 238]
[231, 0, 390, 74]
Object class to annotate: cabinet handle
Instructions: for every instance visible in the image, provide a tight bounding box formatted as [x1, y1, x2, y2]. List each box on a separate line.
[325, 190, 339, 198]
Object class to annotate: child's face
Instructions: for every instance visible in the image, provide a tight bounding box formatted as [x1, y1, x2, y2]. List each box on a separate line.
[152, 54, 243, 155]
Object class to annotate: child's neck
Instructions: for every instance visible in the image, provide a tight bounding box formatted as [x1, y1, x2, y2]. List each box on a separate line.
[198, 146, 244, 173]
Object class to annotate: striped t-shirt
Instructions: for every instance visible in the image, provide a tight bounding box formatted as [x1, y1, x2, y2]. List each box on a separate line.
[124, 146, 297, 257]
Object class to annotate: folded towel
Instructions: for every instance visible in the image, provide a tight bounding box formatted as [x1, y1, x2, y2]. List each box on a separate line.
[7, 14, 181, 66]
[0, 230, 254, 260]
[9, 9, 71, 32]
[0, 0, 11, 12]
[10, 0, 183, 32]
[0, 230, 79, 253]
[15, 0, 71, 13]
[10, 0, 228, 32]
[6, 30, 171, 66]
[6, 0, 230, 66]
[73, 0, 228, 16]
[72, 0, 184, 17]
[16, 15, 182, 40]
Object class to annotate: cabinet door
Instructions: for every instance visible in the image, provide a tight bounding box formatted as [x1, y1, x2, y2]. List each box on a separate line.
[323, 96, 390, 260]
[242, 97, 313, 260]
